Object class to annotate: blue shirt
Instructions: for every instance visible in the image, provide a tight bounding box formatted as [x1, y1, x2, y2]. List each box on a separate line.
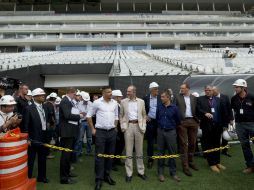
[156, 103, 181, 130]
[148, 95, 157, 119]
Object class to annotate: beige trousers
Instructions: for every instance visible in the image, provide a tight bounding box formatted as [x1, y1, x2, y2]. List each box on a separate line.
[124, 123, 145, 177]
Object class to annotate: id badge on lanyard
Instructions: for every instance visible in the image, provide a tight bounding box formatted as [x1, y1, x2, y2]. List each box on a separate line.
[211, 108, 215, 113]
[240, 108, 244, 115]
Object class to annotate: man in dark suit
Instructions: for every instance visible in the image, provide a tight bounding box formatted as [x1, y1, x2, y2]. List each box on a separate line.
[59, 88, 84, 184]
[213, 86, 234, 157]
[143, 82, 161, 169]
[175, 83, 199, 176]
[197, 85, 227, 173]
[23, 88, 49, 183]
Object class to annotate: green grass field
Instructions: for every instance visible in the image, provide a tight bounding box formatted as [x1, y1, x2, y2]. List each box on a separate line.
[36, 143, 254, 190]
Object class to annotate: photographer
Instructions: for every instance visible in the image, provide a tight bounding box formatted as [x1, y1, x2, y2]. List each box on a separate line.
[0, 95, 21, 133]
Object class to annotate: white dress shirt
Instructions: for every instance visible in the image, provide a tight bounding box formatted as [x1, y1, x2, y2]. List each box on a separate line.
[87, 97, 118, 130]
[128, 98, 138, 120]
[34, 102, 47, 131]
[184, 95, 193, 118]
[78, 101, 92, 120]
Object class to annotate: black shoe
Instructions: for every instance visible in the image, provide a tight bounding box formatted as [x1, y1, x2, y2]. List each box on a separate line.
[104, 176, 116, 185]
[95, 181, 102, 190]
[60, 178, 76, 184]
[69, 172, 78, 178]
[138, 173, 147, 180]
[37, 178, 49, 183]
[222, 152, 232, 157]
[147, 161, 153, 169]
[125, 176, 132, 183]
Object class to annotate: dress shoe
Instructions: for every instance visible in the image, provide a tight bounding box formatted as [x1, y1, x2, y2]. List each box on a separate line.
[183, 168, 192, 176]
[147, 161, 153, 169]
[222, 152, 232, 157]
[137, 173, 147, 180]
[172, 175, 181, 182]
[69, 172, 78, 178]
[125, 176, 132, 183]
[60, 178, 76, 184]
[95, 181, 102, 190]
[104, 176, 116, 185]
[216, 164, 226, 170]
[189, 163, 199, 171]
[242, 167, 254, 174]
[210, 165, 220, 173]
[158, 175, 165, 182]
[37, 178, 49, 183]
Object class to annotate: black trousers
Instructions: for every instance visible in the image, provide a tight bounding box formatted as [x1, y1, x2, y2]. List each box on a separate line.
[60, 137, 74, 181]
[202, 122, 223, 166]
[113, 126, 125, 165]
[95, 129, 117, 182]
[221, 138, 229, 153]
[146, 119, 158, 162]
[28, 144, 48, 180]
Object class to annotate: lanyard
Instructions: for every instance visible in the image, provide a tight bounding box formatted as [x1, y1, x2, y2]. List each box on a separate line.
[37, 105, 46, 121]
[208, 97, 214, 108]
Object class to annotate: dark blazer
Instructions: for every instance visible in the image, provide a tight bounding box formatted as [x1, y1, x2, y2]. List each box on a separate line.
[175, 94, 198, 122]
[143, 94, 161, 116]
[59, 96, 80, 138]
[197, 96, 226, 129]
[219, 93, 233, 124]
[44, 101, 56, 126]
[23, 103, 49, 143]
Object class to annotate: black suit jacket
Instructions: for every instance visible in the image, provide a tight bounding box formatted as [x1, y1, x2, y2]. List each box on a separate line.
[175, 94, 198, 122]
[143, 94, 161, 116]
[197, 96, 226, 129]
[23, 103, 49, 143]
[59, 96, 80, 138]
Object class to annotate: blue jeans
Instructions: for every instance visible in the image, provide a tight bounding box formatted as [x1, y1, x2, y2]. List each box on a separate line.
[80, 121, 92, 154]
[235, 122, 254, 167]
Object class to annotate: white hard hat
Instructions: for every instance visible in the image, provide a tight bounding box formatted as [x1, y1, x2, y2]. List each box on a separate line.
[0, 95, 16, 105]
[32, 88, 46, 97]
[112, 90, 123, 97]
[192, 92, 200, 97]
[55, 96, 61, 105]
[222, 130, 232, 141]
[76, 90, 81, 96]
[225, 47, 230, 51]
[49, 92, 57, 99]
[232, 79, 247, 87]
[80, 91, 90, 101]
[62, 95, 66, 99]
[27, 90, 32, 96]
[197, 128, 202, 138]
[149, 82, 159, 89]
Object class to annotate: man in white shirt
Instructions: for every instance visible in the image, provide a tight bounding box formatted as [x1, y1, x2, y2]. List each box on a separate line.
[87, 86, 118, 190]
[120, 85, 147, 182]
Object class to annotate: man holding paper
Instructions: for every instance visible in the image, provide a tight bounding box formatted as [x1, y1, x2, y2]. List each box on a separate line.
[59, 88, 84, 184]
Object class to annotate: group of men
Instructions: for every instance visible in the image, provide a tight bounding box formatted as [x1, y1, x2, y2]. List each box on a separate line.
[0, 78, 254, 190]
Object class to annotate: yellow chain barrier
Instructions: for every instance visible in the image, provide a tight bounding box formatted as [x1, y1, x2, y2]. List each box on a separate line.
[43, 144, 73, 152]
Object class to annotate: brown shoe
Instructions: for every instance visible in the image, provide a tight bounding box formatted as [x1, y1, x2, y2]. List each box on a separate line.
[172, 175, 181, 182]
[216, 164, 226, 171]
[158, 175, 165, 182]
[189, 163, 199, 171]
[242, 167, 254, 174]
[183, 168, 192, 177]
[210, 165, 220, 173]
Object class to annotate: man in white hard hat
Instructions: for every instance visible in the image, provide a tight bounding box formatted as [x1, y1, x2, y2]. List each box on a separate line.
[248, 45, 253, 54]
[231, 79, 254, 174]
[25, 90, 33, 105]
[77, 91, 93, 156]
[0, 95, 21, 133]
[143, 82, 161, 169]
[23, 88, 50, 183]
[222, 47, 233, 67]
[44, 92, 58, 159]
[54, 96, 61, 146]
[112, 90, 124, 171]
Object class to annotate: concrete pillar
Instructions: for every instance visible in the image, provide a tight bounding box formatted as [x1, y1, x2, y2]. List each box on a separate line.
[149, 2, 152, 12]
[83, 3, 85, 12]
[31, 4, 34, 11]
[87, 44, 92, 51]
[117, 1, 119, 12]
[242, 3, 246, 12]
[14, 3, 16, 12]
[117, 32, 121, 38]
[24, 46, 31, 52]
[49, 3, 51, 11]
[197, 3, 199, 11]
[165, 3, 168, 11]
[133, 2, 135, 12]
[228, 3, 231, 12]
[181, 3, 184, 11]
[66, 3, 68, 12]
[100, 3, 102, 12]
[174, 43, 180, 50]
[213, 3, 215, 11]
[117, 44, 121, 50]
[56, 45, 60, 51]
[59, 33, 63, 39]
[30, 33, 33, 39]
[147, 44, 151, 49]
